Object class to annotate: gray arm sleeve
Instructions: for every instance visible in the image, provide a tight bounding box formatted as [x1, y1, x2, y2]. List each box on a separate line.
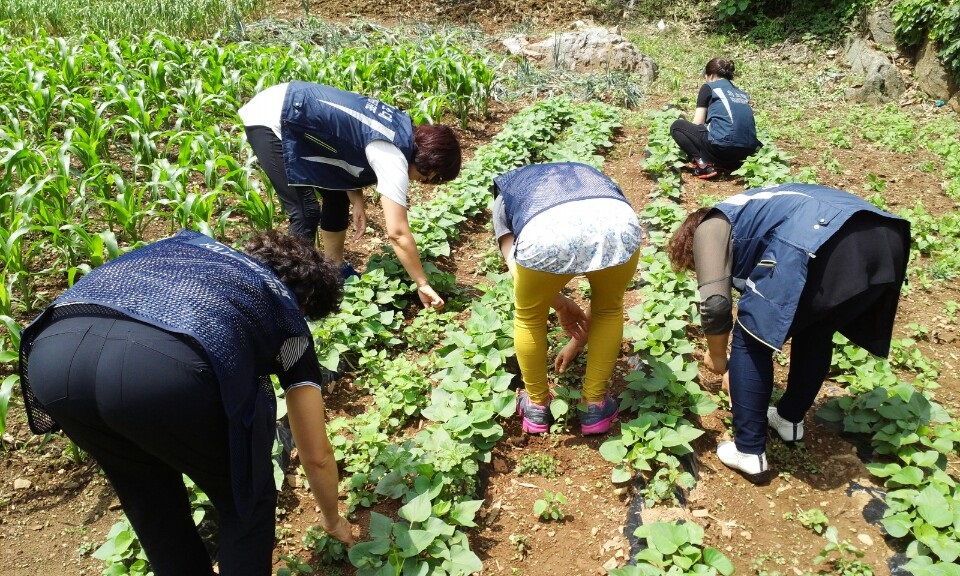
[693, 214, 734, 335]
[492, 195, 512, 242]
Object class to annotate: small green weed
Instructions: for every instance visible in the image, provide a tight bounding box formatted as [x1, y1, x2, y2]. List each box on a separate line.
[516, 452, 559, 478]
[276, 554, 314, 576]
[797, 508, 829, 534]
[533, 490, 567, 521]
[814, 526, 874, 576]
[510, 533, 531, 560]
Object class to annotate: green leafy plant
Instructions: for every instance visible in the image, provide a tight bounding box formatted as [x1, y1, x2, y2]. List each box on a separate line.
[516, 452, 559, 478]
[347, 492, 483, 576]
[610, 521, 735, 575]
[893, 0, 960, 74]
[814, 526, 874, 576]
[91, 518, 152, 576]
[510, 533, 531, 560]
[303, 525, 348, 564]
[797, 508, 829, 534]
[276, 554, 314, 576]
[533, 490, 567, 521]
[731, 144, 793, 188]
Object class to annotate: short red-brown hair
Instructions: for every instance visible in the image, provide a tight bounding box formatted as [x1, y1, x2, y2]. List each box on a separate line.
[412, 124, 462, 183]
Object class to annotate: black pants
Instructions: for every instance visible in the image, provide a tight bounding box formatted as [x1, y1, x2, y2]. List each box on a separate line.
[669, 118, 756, 170]
[27, 316, 277, 576]
[245, 125, 350, 241]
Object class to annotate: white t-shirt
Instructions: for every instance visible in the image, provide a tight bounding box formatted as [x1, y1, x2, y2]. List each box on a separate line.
[239, 83, 409, 207]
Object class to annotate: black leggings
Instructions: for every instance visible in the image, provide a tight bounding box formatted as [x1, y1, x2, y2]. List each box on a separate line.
[669, 118, 756, 170]
[245, 125, 350, 240]
[27, 316, 277, 576]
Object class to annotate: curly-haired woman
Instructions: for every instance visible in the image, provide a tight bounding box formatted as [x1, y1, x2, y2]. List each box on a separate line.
[19, 230, 354, 575]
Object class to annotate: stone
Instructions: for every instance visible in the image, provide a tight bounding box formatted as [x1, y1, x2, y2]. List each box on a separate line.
[915, 39, 960, 113]
[866, 5, 897, 50]
[502, 25, 658, 81]
[13, 478, 32, 490]
[602, 556, 620, 571]
[843, 37, 905, 104]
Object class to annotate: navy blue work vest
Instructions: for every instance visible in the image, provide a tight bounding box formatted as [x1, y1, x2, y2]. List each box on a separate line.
[713, 184, 905, 350]
[705, 79, 762, 150]
[281, 82, 415, 190]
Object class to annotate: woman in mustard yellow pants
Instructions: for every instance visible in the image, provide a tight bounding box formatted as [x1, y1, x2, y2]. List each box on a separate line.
[492, 162, 644, 435]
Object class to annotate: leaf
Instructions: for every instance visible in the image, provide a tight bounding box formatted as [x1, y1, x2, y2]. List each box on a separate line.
[611, 465, 633, 484]
[549, 397, 568, 420]
[644, 522, 685, 555]
[889, 465, 926, 486]
[348, 539, 391, 566]
[395, 527, 435, 557]
[599, 438, 628, 463]
[398, 491, 433, 524]
[448, 500, 483, 527]
[881, 512, 915, 538]
[699, 548, 733, 574]
[369, 512, 395, 540]
[446, 543, 483, 575]
[916, 485, 954, 527]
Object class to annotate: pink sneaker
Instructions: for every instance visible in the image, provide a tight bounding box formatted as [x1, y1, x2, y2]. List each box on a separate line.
[579, 394, 619, 435]
[517, 390, 552, 434]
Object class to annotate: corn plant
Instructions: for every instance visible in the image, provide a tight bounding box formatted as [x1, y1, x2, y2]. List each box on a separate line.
[96, 171, 157, 243]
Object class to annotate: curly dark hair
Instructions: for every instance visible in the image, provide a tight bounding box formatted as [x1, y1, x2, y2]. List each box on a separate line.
[412, 124, 462, 183]
[704, 57, 735, 80]
[667, 207, 713, 272]
[243, 230, 343, 320]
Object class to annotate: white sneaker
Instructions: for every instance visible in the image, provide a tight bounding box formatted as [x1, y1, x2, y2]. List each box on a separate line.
[717, 441, 771, 484]
[767, 406, 804, 442]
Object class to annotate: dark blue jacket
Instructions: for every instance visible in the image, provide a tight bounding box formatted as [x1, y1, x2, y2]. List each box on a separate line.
[281, 81, 415, 190]
[20, 230, 311, 517]
[493, 162, 630, 240]
[705, 79, 762, 150]
[713, 184, 905, 350]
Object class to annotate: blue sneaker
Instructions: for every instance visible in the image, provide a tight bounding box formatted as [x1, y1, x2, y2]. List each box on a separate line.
[579, 394, 619, 435]
[517, 390, 552, 434]
[341, 262, 360, 280]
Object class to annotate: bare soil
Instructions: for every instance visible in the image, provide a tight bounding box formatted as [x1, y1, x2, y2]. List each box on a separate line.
[2, 2, 960, 576]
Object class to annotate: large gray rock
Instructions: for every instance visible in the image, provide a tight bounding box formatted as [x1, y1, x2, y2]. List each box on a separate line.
[843, 37, 905, 104]
[915, 39, 960, 113]
[502, 23, 658, 81]
[866, 5, 897, 50]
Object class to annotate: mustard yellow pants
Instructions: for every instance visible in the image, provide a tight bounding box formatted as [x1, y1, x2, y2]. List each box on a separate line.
[513, 248, 641, 405]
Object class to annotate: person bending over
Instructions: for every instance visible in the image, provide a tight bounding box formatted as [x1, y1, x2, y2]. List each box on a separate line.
[493, 162, 644, 436]
[20, 230, 355, 575]
[667, 184, 909, 483]
[240, 81, 461, 308]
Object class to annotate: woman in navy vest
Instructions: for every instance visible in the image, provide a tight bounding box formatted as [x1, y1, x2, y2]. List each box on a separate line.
[20, 230, 355, 575]
[667, 184, 910, 483]
[670, 58, 762, 179]
[240, 82, 462, 309]
[493, 162, 644, 436]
